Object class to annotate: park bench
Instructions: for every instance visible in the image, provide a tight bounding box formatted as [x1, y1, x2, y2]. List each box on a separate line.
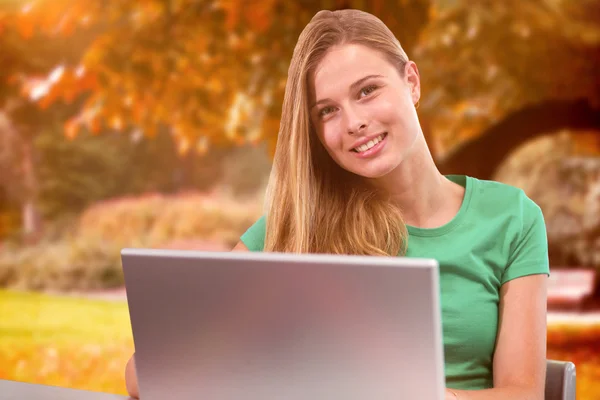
[547, 268, 597, 311]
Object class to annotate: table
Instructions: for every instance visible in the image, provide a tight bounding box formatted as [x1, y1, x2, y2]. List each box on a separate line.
[0, 379, 131, 400]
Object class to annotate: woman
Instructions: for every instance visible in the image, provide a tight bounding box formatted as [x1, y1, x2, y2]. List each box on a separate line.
[126, 9, 548, 400]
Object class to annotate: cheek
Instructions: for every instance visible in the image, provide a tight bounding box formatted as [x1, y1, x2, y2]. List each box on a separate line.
[373, 92, 413, 125]
[319, 121, 345, 151]
[376, 101, 402, 124]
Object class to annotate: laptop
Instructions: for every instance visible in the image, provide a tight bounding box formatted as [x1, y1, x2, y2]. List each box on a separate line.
[121, 248, 445, 400]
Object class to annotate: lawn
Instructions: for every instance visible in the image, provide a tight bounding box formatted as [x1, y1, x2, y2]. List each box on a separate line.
[0, 289, 133, 395]
[1, 289, 599, 398]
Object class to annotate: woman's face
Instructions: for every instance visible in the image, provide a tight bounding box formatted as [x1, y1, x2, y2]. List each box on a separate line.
[309, 43, 422, 179]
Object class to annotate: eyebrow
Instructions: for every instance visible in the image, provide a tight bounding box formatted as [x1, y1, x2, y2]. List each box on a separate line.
[310, 74, 384, 110]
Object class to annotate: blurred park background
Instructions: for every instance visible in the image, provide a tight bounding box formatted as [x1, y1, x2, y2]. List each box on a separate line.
[0, 0, 599, 398]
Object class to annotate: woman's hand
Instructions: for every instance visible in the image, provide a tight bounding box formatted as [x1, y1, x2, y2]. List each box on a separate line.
[445, 388, 459, 399]
[125, 352, 139, 399]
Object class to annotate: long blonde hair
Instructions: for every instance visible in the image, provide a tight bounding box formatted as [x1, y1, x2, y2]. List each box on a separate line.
[264, 9, 409, 256]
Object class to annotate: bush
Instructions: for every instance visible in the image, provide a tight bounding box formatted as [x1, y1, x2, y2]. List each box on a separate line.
[76, 190, 263, 248]
[0, 190, 264, 291]
[34, 128, 229, 223]
[0, 238, 123, 291]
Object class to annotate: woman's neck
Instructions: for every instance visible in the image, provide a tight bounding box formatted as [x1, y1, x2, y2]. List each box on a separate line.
[373, 135, 464, 229]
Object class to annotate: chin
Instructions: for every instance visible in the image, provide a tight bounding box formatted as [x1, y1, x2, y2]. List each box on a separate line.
[348, 164, 398, 180]
[357, 170, 394, 180]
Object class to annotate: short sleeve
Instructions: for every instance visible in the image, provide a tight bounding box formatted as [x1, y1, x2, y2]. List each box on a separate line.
[501, 196, 550, 285]
[240, 215, 266, 251]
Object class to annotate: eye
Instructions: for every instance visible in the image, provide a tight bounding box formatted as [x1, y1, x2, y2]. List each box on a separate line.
[359, 84, 378, 98]
[319, 106, 336, 118]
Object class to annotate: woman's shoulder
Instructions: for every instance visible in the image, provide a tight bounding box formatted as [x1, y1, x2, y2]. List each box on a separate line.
[465, 177, 546, 254]
[468, 176, 541, 215]
[240, 215, 266, 251]
[464, 177, 549, 281]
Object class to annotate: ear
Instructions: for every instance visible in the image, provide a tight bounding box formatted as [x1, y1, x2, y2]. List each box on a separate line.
[404, 61, 421, 106]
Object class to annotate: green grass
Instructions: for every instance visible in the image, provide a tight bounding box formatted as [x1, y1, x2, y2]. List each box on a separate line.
[0, 289, 133, 394]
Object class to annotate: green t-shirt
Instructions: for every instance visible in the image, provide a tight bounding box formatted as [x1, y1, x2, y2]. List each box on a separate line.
[240, 175, 550, 390]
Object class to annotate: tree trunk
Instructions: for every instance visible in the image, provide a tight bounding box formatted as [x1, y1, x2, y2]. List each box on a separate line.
[21, 138, 42, 242]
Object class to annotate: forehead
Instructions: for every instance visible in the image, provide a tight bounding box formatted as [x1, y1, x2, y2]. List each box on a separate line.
[311, 44, 395, 98]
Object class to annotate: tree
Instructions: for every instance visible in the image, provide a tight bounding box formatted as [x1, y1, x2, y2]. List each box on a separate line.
[413, 0, 600, 174]
[0, 0, 100, 240]
[6, 0, 599, 172]
[1, 0, 431, 155]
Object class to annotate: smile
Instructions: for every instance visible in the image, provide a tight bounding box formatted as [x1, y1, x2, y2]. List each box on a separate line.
[351, 132, 387, 153]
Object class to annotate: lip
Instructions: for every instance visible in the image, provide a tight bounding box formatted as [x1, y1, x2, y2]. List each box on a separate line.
[349, 132, 387, 152]
[352, 132, 387, 158]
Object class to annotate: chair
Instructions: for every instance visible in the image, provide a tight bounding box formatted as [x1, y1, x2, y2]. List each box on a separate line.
[545, 359, 576, 400]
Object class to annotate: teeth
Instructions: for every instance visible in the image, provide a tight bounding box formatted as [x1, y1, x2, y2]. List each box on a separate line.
[354, 133, 385, 153]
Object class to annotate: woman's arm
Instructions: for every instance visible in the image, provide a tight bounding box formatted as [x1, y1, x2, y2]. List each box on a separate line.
[125, 352, 139, 399]
[446, 274, 548, 400]
[124, 240, 250, 398]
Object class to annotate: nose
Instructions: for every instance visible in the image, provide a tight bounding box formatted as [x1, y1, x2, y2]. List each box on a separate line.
[348, 122, 367, 135]
[345, 106, 368, 135]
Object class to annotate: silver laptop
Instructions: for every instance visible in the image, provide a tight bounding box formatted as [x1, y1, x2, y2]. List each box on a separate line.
[121, 248, 445, 400]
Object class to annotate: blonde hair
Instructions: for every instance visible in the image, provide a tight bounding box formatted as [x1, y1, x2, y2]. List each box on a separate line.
[264, 9, 409, 256]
